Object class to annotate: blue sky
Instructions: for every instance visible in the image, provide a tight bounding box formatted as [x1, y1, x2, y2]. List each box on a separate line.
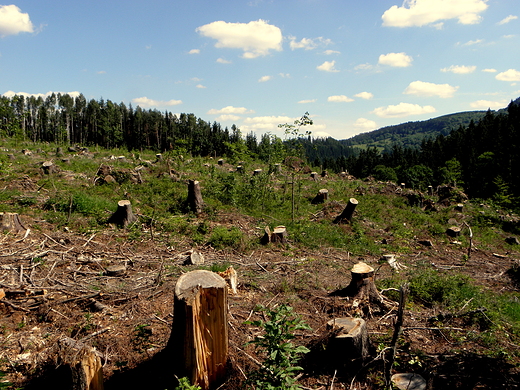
[1, 0, 519, 140]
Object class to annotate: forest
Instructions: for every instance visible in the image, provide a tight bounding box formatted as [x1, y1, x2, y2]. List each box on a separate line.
[1, 93, 519, 210]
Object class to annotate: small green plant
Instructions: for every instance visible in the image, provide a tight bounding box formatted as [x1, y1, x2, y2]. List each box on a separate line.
[246, 304, 311, 390]
[174, 376, 202, 390]
[132, 323, 152, 353]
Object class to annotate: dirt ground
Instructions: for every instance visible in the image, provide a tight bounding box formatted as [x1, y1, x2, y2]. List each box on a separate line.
[1, 209, 520, 390]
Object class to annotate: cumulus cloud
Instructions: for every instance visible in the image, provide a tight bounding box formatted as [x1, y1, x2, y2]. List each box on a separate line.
[3, 90, 81, 99]
[482, 68, 497, 73]
[355, 92, 374, 100]
[382, 0, 488, 27]
[462, 39, 484, 46]
[279, 73, 290, 78]
[258, 75, 272, 82]
[371, 102, 436, 118]
[216, 58, 232, 64]
[441, 65, 477, 74]
[216, 114, 241, 122]
[288, 36, 332, 50]
[327, 95, 354, 103]
[378, 52, 413, 67]
[496, 69, 520, 81]
[196, 19, 282, 58]
[242, 115, 294, 132]
[498, 15, 518, 25]
[317, 60, 339, 72]
[354, 118, 377, 131]
[324, 49, 340, 55]
[0, 5, 34, 37]
[404, 81, 458, 98]
[196, 84, 206, 89]
[132, 97, 182, 108]
[298, 99, 317, 104]
[188, 49, 200, 54]
[354, 63, 374, 71]
[207, 106, 254, 115]
[470, 99, 507, 109]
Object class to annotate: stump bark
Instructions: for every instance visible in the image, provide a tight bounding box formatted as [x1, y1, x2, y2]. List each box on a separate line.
[333, 198, 358, 223]
[187, 180, 205, 215]
[0, 212, 27, 233]
[311, 189, 328, 204]
[169, 270, 228, 390]
[326, 317, 370, 360]
[108, 200, 138, 228]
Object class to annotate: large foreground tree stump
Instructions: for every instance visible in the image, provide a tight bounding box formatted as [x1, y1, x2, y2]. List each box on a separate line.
[333, 198, 358, 223]
[169, 270, 228, 390]
[187, 180, 205, 215]
[326, 317, 370, 360]
[108, 200, 138, 228]
[0, 212, 27, 233]
[58, 337, 104, 390]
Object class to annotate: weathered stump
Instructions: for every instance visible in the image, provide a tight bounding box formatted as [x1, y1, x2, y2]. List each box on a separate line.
[311, 189, 328, 204]
[59, 337, 104, 390]
[262, 226, 288, 244]
[217, 158, 224, 166]
[187, 180, 205, 215]
[333, 198, 358, 223]
[108, 200, 138, 228]
[310, 172, 319, 181]
[253, 168, 262, 176]
[446, 226, 461, 237]
[169, 270, 228, 390]
[0, 212, 27, 233]
[183, 249, 205, 265]
[326, 317, 370, 360]
[42, 161, 56, 175]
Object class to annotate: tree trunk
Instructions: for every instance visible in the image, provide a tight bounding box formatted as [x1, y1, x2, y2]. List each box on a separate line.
[169, 270, 228, 390]
[59, 337, 104, 390]
[333, 198, 358, 223]
[108, 200, 138, 228]
[0, 212, 27, 233]
[326, 317, 370, 360]
[187, 180, 205, 215]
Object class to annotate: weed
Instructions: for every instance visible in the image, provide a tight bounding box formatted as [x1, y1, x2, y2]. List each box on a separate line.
[132, 324, 152, 353]
[246, 304, 311, 390]
[174, 376, 201, 390]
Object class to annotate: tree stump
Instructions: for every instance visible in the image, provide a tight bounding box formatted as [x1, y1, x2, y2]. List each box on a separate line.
[326, 317, 370, 360]
[58, 337, 104, 390]
[446, 226, 461, 237]
[187, 180, 205, 215]
[108, 200, 138, 228]
[169, 270, 228, 390]
[311, 189, 328, 204]
[42, 161, 56, 175]
[271, 226, 288, 243]
[183, 249, 205, 265]
[310, 172, 319, 181]
[0, 212, 27, 233]
[321, 170, 328, 178]
[253, 168, 262, 176]
[217, 158, 224, 165]
[333, 198, 358, 223]
[236, 165, 244, 173]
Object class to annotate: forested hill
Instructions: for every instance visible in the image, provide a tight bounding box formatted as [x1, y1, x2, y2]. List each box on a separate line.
[342, 110, 488, 152]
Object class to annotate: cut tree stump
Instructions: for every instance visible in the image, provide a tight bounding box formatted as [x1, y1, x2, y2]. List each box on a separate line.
[333, 198, 358, 223]
[253, 168, 262, 176]
[108, 200, 138, 228]
[311, 189, 328, 204]
[0, 212, 28, 233]
[187, 180, 205, 215]
[326, 317, 370, 360]
[183, 249, 205, 265]
[58, 337, 104, 390]
[262, 226, 288, 244]
[446, 226, 461, 237]
[41, 161, 57, 175]
[169, 270, 228, 390]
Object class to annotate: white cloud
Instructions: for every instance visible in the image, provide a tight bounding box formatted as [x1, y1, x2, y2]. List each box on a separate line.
[503, 34, 515, 39]
[378, 52, 413, 67]
[469, 100, 507, 109]
[313, 130, 332, 138]
[354, 118, 377, 131]
[132, 97, 182, 107]
[216, 114, 241, 122]
[317, 60, 339, 72]
[354, 92, 373, 100]
[207, 106, 254, 115]
[498, 15, 518, 25]
[196, 84, 206, 89]
[441, 65, 476, 74]
[196, 19, 282, 58]
[462, 39, 484, 46]
[496, 69, 520, 82]
[242, 115, 294, 132]
[354, 63, 374, 71]
[288, 36, 332, 50]
[0, 5, 34, 37]
[97, 70, 106, 74]
[372, 102, 436, 118]
[298, 99, 317, 104]
[258, 75, 272, 82]
[482, 68, 497, 73]
[216, 58, 232, 64]
[324, 49, 340, 55]
[382, 0, 488, 27]
[327, 95, 354, 103]
[279, 73, 290, 78]
[188, 49, 200, 54]
[404, 80, 458, 98]
[3, 90, 81, 99]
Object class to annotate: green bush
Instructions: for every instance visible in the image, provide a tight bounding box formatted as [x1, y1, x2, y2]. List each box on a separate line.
[207, 226, 245, 250]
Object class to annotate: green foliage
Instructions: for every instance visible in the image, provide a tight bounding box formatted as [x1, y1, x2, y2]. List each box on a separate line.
[132, 324, 152, 353]
[246, 304, 311, 390]
[207, 226, 245, 250]
[174, 376, 201, 390]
